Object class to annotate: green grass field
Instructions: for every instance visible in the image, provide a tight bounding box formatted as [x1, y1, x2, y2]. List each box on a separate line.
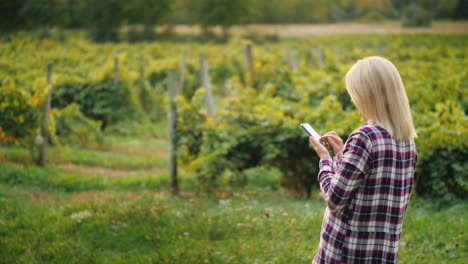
[0, 121, 466, 263]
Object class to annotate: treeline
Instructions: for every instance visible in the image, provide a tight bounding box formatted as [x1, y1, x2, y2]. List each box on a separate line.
[1, 0, 467, 32]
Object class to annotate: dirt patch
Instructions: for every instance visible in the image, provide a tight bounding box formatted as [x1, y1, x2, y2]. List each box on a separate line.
[13, 190, 193, 205]
[57, 163, 164, 178]
[3, 161, 26, 168]
[19, 192, 53, 203]
[157, 22, 468, 37]
[103, 146, 167, 158]
[2, 161, 164, 178]
[68, 191, 144, 204]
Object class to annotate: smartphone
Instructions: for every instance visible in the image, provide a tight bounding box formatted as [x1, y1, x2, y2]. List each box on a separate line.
[301, 123, 323, 144]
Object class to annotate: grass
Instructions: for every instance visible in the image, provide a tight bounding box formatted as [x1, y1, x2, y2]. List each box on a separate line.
[0, 121, 466, 263]
[0, 187, 466, 264]
[0, 144, 167, 170]
[0, 164, 197, 194]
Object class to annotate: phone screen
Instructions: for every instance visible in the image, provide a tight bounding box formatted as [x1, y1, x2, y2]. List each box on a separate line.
[300, 123, 321, 141]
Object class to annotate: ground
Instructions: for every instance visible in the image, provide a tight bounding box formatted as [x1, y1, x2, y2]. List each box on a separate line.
[154, 22, 468, 37]
[0, 121, 466, 263]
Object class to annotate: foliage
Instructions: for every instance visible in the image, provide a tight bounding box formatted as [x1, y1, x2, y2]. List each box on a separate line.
[414, 102, 468, 204]
[52, 80, 142, 129]
[124, 0, 171, 27]
[1, 33, 467, 201]
[124, 0, 172, 42]
[2, 0, 468, 35]
[83, 0, 127, 42]
[172, 35, 468, 199]
[415, 146, 467, 206]
[136, 80, 166, 122]
[0, 77, 40, 145]
[52, 103, 103, 147]
[0, 0, 62, 31]
[356, 11, 386, 23]
[125, 26, 157, 43]
[401, 4, 432, 27]
[177, 82, 360, 196]
[453, 0, 468, 20]
[188, 0, 252, 34]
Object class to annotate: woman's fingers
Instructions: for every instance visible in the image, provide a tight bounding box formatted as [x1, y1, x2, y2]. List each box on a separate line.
[323, 131, 337, 136]
[323, 131, 339, 137]
[328, 139, 341, 153]
[321, 133, 344, 154]
[322, 134, 342, 143]
[309, 136, 330, 159]
[309, 136, 320, 150]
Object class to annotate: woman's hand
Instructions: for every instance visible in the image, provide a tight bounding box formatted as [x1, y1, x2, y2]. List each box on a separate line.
[309, 136, 331, 159]
[321, 131, 344, 154]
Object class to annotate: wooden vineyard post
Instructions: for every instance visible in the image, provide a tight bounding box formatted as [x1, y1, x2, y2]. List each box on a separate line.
[114, 57, 119, 86]
[289, 56, 299, 72]
[167, 70, 179, 196]
[36, 63, 53, 166]
[334, 48, 340, 65]
[139, 58, 145, 83]
[308, 48, 314, 67]
[378, 45, 386, 55]
[289, 57, 298, 71]
[222, 48, 228, 97]
[245, 44, 255, 88]
[199, 56, 214, 116]
[286, 47, 298, 72]
[178, 51, 186, 95]
[317, 45, 324, 68]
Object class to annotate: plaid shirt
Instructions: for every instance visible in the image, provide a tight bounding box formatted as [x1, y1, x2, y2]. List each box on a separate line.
[313, 124, 417, 264]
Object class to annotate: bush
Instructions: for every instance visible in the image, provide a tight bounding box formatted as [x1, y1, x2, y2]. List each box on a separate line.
[356, 11, 385, 23]
[413, 101, 467, 204]
[52, 80, 142, 129]
[0, 77, 40, 145]
[126, 26, 158, 43]
[177, 84, 360, 197]
[137, 80, 166, 122]
[52, 104, 103, 147]
[87, 28, 119, 43]
[401, 4, 432, 27]
[415, 146, 467, 205]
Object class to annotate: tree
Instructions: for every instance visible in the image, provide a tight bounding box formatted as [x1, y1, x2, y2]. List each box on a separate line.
[401, 4, 432, 27]
[125, 0, 171, 27]
[454, 0, 468, 20]
[59, 0, 88, 29]
[189, 0, 252, 36]
[124, 0, 172, 40]
[83, 0, 127, 42]
[0, 0, 26, 31]
[0, 0, 61, 30]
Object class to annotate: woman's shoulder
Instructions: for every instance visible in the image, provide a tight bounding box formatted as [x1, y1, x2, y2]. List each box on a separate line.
[351, 123, 390, 140]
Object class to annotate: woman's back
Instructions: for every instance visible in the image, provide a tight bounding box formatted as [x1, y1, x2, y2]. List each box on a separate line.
[314, 124, 417, 263]
[347, 123, 417, 233]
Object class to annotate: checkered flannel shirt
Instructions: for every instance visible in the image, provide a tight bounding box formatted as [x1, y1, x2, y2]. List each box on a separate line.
[313, 124, 417, 264]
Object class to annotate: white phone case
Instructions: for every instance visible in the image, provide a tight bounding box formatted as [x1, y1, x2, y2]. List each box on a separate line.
[300, 123, 321, 141]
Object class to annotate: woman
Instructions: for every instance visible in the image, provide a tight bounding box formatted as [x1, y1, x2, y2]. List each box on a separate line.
[309, 56, 418, 263]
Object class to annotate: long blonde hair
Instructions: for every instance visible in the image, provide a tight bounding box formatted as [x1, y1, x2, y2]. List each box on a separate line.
[345, 56, 417, 142]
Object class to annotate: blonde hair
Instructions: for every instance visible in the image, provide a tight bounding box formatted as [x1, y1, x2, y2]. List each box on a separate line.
[345, 56, 417, 142]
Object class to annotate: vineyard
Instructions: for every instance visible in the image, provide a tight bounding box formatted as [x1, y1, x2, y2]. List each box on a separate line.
[1, 34, 467, 199]
[0, 33, 467, 263]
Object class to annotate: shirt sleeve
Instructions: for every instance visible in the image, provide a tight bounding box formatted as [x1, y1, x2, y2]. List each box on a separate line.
[318, 131, 372, 212]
